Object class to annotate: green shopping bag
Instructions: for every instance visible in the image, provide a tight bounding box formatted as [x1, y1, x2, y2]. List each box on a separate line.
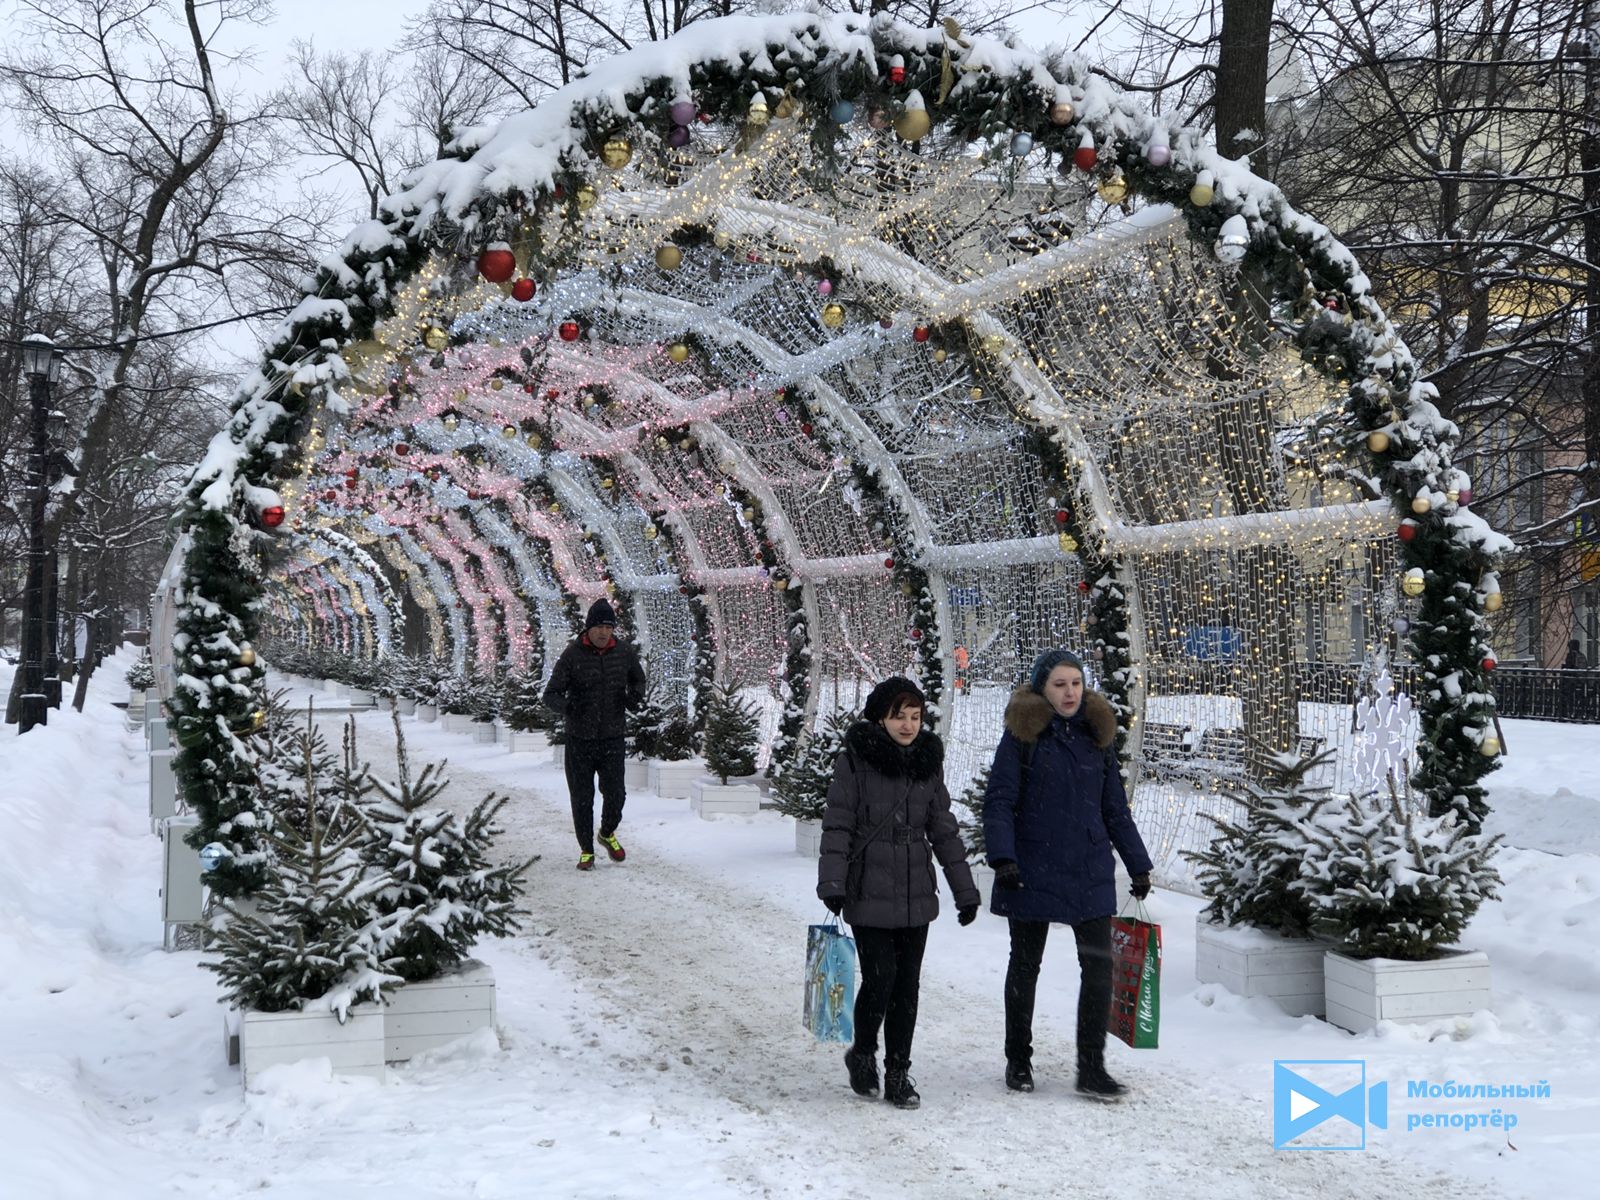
[1108, 898, 1161, 1049]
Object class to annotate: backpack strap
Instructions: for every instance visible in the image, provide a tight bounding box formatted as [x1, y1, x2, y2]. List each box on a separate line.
[1016, 738, 1038, 807]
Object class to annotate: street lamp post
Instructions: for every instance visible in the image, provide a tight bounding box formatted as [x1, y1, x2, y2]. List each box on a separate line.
[18, 333, 63, 734]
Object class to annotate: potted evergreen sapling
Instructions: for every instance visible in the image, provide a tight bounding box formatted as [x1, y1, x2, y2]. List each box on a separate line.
[503, 668, 552, 753]
[412, 657, 445, 721]
[646, 713, 700, 798]
[774, 710, 851, 856]
[125, 651, 155, 725]
[1310, 776, 1501, 1033]
[625, 682, 670, 788]
[362, 706, 537, 1061]
[466, 666, 498, 743]
[546, 702, 568, 768]
[1182, 745, 1343, 1016]
[691, 686, 763, 817]
[436, 672, 476, 733]
[346, 656, 379, 708]
[389, 655, 419, 716]
[204, 715, 399, 1086]
[958, 764, 996, 903]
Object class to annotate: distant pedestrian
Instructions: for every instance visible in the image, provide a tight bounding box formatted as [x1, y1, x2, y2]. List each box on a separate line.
[543, 599, 646, 870]
[1564, 639, 1588, 670]
[817, 676, 979, 1109]
[1562, 638, 1589, 720]
[984, 649, 1153, 1101]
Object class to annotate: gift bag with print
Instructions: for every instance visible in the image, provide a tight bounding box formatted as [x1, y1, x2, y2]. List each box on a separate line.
[803, 919, 856, 1044]
[1108, 898, 1161, 1049]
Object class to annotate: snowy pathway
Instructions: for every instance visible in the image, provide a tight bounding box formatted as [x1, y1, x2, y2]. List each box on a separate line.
[323, 704, 1504, 1200]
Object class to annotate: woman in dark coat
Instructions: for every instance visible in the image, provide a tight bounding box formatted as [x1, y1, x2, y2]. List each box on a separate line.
[984, 649, 1153, 1100]
[816, 676, 980, 1110]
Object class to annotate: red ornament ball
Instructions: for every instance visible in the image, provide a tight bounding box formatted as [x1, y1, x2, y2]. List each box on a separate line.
[910, 628, 923, 640]
[512, 278, 537, 302]
[1074, 143, 1098, 172]
[260, 505, 286, 528]
[394, 443, 410, 456]
[889, 65, 906, 84]
[884, 557, 895, 570]
[912, 324, 931, 343]
[1054, 510, 1071, 526]
[558, 320, 581, 341]
[323, 489, 337, 502]
[801, 422, 814, 436]
[1077, 580, 1090, 592]
[477, 247, 516, 283]
[1482, 656, 1497, 671]
[345, 477, 358, 489]
[1398, 520, 1418, 542]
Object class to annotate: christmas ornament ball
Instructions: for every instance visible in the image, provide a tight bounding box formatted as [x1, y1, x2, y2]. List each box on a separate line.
[526, 433, 542, 449]
[601, 136, 633, 169]
[260, 505, 286, 528]
[656, 244, 683, 270]
[821, 302, 846, 328]
[1097, 173, 1129, 205]
[1010, 131, 1034, 157]
[667, 124, 692, 149]
[1484, 592, 1503, 613]
[199, 843, 229, 872]
[893, 108, 931, 142]
[1048, 100, 1075, 126]
[502, 423, 517, 438]
[512, 278, 537, 302]
[912, 324, 931, 343]
[668, 342, 690, 363]
[830, 100, 856, 124]
[1367, 430, 1391, 453]
[1402, 572, 1426, 598]
[423, 325, 449, 351]
[1398, 520, 1418, 542]
[576, 183, 600, 211]
[1480, 735, 1501, 758]
[477, 247, 516, 283]
[559, 320, 581, 341]
[933, 348, 947, 363]
[239, 646, 257, 667]
[669, 99, 696, 126]
[1411, 495, 1432, 515]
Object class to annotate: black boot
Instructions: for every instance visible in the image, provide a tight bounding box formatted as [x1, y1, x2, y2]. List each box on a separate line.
[883, 1063, 921, 1109]
[1005, 1060, 1035, 1093]
[844, 1047, 879, 1098]
[1076, 1054, 1127, 1101]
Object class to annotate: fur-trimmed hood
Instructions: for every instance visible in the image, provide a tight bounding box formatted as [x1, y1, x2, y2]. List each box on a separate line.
[1003, 686, 1117, 749]
[844, 720, 945, 781]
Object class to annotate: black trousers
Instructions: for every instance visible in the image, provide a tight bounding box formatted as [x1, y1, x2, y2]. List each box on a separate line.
[851, 924, 929, 1069]
[565, 736, 626, 854]
[1004, 917, 1113, 1071]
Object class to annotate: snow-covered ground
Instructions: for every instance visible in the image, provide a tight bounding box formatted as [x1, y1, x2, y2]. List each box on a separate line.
[1, 651, 1595, 1198]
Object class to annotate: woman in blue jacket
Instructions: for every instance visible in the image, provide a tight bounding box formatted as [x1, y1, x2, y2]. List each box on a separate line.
[983, 649, 1153, 1100]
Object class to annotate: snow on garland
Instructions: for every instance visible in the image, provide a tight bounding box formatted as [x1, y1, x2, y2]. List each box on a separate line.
[176, 10, 1510, 895]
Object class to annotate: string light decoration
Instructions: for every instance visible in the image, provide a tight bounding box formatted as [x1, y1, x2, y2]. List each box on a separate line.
[173, 11, 1509, 898]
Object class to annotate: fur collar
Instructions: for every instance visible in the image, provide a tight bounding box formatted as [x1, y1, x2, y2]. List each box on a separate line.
[844, 720, 945, 781]
[1003, 686, 1118, 749]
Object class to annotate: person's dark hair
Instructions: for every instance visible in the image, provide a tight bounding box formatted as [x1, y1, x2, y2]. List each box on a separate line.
[862, 675, 926, 723]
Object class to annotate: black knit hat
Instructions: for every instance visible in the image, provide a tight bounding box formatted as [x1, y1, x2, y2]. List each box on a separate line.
[862, 675, 926, 722]
[585, 598, 618, 630]
[1029, 649, 1084, 693]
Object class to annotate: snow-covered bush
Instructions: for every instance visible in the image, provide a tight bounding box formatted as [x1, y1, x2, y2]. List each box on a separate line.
[125, 652, 154, 691]
[702, 686, 759, 783]
[773, 710, 851, 822]
[626, 682, 670, 759]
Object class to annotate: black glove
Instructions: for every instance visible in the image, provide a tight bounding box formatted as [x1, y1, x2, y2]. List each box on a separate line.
[1130, 873, 1152, 900]
[823, 895, 845, 916]
[993, 860, 1022, 890]
[958, 905, 978, 926]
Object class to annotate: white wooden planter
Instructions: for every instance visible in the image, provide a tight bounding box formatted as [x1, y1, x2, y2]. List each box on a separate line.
[469, 720, 497, 744]
[395, 696, 416, 716]
[347, 688, 375, 708]
[384, 959, 497, 1063]
[1195, 917, 1329, 1017]
[149, 749, 178, 831]
[507, 729, 549, 754]
[239, 1002, 386, 1087]
[440, 711, 475, 733]
[625, 758, 648, 789]
[1324, 949, 1491, 1034]
[415, 703, 438, 721]
[128, 687, 147, 714]
[648, 758, 701, 799]
[794, 818, 823, 857]
[691, 778, 762, 817]
[323, 678, 342, 696]
[334, 683, 352, 698]
[551, 743, 566, 768]
[493, 719, 509, 745]
[969, 863, 995, 907]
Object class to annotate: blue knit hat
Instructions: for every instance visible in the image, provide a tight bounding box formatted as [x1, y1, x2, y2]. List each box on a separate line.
[1029, 649, 1084, 694]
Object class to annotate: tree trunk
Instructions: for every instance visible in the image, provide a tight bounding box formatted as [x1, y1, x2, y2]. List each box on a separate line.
[1583, 8, 1600, 512]
[72, 610, 98, 712]
[1215, 0, 1274, 164]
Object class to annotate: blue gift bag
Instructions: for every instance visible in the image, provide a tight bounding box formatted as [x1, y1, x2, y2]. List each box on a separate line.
[803, 921, 856, 1044]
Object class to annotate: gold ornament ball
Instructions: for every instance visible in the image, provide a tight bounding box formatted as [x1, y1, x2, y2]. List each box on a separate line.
[601, 136, 633, 169]
[1484, 592, 1504, 613]
[576, 183, 600, 211]
[489, 377, 504, 391]
[894, 107, 931, 142]
[1480, 735, 1501, 758]
[1411, 495, 1432, 515]
[748, 98, 770, 126]
[656, 244, 683, 270]
[1058, 533, 1079, 553]
[714, 231, 731, 250]
[1048, 100, 1076, 125]
[969, 386, 984, 400]
[526, 433, 542, 449]
[645, 524, 659, 540]
[548, 502, 561, 514]
[933, 348, 948, 364]
[772, 577, 788, 591]
[982, 334, 1007, 355]
[502, 423, 517, 438]
[1402, 573, 1426, 598]
[1447, 488, 1460, 503]
[1367, 430, 1391, 453]
[821, 302, 846, 329]
[601, 477, 615, 490]
[1189, 180, 1215, 207]
[742, 506, 756, 521]
[668, 342, 690, 363]
[1097, 174, 1129, 205]
[423, 325, 449, 351]
[239, 647, 257, 667]
[249, 710, 267, 733]
[775, 95, 800, 120]
[441, 413, 459, 431]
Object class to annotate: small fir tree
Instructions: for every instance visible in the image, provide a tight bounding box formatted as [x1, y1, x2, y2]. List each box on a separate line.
[958, 764, 991, 863]
[466, 666, 499, 721]
[203, 713, 398, 1019]
[1302, 779, 1501, 960]
[773, 710, 852, 821]
[1182, 746, 1342, 938]
[653, 714, 696, 761]
[503, 668, 551, 733]
[702, 685, 760, 784]
[626, 682, 670, 759]
[436, 672, 474, 715]
[125, 651, 155, 691]
[362, 707, 537, 981]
